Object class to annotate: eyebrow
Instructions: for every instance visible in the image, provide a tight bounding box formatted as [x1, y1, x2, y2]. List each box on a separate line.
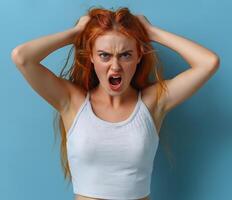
[97, 50, 134, 54]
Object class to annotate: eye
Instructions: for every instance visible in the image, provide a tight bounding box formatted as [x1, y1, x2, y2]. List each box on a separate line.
[98, 52, 131, 60]
[99, 53, 110, 59]
[120, 53, 131, 58]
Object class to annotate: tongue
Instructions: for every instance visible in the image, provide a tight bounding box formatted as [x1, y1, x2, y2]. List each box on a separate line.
[110, 77, 121, 85]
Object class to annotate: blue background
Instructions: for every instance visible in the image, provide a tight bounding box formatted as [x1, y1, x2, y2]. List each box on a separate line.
[1, 0, 231, 200]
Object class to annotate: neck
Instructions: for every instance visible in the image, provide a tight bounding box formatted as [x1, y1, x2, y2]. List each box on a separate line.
[92, 84, 137, 108]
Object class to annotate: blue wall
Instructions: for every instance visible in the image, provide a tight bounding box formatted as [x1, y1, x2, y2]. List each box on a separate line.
[1, 0, 231, 200]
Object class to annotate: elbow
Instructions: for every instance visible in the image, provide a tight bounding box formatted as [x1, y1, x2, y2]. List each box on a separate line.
[204, 53, 220, 71]
[209, 51, 220, 68]
[11, 47, 27, 67]
[205, 54, 220, 75]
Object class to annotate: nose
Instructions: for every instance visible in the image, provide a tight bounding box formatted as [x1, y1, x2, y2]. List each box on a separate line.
[110, 57, 122, 72]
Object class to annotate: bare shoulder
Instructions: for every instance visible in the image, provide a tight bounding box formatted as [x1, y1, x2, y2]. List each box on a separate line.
[60, 80, 88, 134]
[61, 79, 87, 114]
[141, 83, 167, 134]
[141, 83, 165, 112]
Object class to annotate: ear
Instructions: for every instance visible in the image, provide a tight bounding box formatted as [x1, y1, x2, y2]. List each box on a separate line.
[137, 53, 143, 64]
[138, 54, 143, 64]
[90, 54, 94, 63]
[137, 46, 143, 64]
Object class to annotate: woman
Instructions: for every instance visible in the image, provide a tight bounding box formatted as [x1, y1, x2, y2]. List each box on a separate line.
[11, 6, 220, 200]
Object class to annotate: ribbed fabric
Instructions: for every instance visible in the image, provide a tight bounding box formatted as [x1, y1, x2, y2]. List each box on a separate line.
[66, 90, 159, 200]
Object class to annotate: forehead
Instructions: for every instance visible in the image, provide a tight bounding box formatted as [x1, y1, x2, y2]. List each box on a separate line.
[92, 31, 137, 52]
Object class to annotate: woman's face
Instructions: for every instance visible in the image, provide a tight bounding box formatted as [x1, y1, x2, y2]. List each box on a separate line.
[90, 31, 142, 94]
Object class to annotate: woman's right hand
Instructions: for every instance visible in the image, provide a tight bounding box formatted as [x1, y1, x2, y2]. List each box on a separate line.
[73, 15, 91, 33]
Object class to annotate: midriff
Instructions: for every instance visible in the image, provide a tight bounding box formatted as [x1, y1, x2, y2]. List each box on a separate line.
[75, 194, 150, 200]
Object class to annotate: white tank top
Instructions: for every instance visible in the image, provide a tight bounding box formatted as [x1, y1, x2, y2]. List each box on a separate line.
[66, 90, 159, 199]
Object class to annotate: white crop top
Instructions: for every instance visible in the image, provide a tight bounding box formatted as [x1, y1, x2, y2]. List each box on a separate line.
[66, 90, 159, 200]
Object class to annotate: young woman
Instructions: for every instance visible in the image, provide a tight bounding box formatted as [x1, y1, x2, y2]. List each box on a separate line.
[11, 7, 220, 200]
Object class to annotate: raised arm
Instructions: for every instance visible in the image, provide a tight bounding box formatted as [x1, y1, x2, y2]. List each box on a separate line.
[136, 15, 220, 113]
[11, 15, 90, 113]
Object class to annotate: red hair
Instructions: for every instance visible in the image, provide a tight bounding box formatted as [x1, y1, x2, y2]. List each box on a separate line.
[53, 6, 168, 183]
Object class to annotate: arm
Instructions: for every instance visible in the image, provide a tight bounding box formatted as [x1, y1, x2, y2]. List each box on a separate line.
[12, 28, 77, 64]
[11, 15, 90, 113]
[11, 28, 79, 113]
[137, 15, 220, 113]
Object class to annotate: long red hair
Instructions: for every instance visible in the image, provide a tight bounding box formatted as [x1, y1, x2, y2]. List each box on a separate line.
[53, 6, 169, 183]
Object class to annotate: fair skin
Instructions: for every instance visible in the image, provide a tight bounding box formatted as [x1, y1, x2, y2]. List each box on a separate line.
[136, 15, 220, 113]
[11, 14, 220, 200]
[89, 31, 142, 108]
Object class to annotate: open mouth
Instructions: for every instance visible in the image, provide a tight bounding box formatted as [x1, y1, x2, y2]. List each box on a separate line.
[108, 75, 122, 91]
[108, 75, 122, 85]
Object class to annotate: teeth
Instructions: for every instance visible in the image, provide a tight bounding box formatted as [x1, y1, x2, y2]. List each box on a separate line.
[111, 75, 121, 78]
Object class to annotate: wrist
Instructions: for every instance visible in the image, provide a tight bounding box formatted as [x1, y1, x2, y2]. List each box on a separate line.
[65, 28, 80, 45]
[147, 26, 160, 42]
